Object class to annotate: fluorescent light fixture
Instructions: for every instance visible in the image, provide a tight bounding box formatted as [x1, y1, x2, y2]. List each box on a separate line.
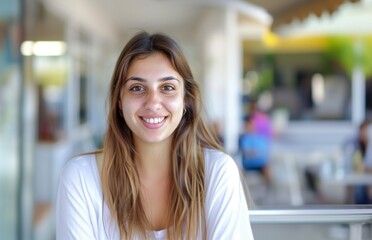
[21, 41, 33, 56]
[21, 41, 67, 56]
[33, 41, 66, 56]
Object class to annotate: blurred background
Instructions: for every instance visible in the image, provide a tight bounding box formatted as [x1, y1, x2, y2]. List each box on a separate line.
[1, 0, 372, 239]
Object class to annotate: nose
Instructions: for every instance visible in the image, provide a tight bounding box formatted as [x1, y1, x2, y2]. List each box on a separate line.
[144, 90, 162, 111]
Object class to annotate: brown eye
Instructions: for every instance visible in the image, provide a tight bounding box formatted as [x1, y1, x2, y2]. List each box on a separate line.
[162, 85, 175, 91]
[130, 85, 145, 92]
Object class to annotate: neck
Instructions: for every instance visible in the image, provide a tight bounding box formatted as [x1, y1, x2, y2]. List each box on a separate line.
[135, 140, 172, 178]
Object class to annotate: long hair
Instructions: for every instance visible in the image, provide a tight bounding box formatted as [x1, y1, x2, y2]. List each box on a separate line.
[101, 31, 223, 239]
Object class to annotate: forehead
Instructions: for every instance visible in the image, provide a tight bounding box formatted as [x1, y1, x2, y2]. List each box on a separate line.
[127, 52, 175, 73]
[120, 52, 185, 89]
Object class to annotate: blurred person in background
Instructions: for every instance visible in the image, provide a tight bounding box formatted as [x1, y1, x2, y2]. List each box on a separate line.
[239, 98, 272, 186]
[349, 120, 372, 204]
[56, 31, 254, 239]
[247, 98, 272, 140]
[359, 120, 372, 204]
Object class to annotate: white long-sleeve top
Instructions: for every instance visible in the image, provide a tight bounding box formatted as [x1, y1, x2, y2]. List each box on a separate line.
[56, 148, 254, 239]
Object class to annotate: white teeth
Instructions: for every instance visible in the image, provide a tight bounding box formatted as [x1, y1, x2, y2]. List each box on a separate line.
[143, 117, 164, 124]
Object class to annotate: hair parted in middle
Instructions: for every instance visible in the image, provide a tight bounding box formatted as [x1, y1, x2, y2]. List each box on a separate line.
[100, 31, 223, 239]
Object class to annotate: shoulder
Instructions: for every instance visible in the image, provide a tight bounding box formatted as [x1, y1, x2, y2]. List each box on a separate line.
[204, 148, 237, 167]
[204, 148, 239, 181]
[61, 154, 96, 175]
[58, 154, 98, 187]
[56, 154, 104, 239]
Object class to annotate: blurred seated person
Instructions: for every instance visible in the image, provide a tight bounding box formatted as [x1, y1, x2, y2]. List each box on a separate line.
[350, 120, 372, 204]
[239, 99, 272, 185]
[247, 98, 271, 139]
[361, 120, 372, 203]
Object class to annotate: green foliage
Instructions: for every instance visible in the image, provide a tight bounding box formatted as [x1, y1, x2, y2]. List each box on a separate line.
[252, 54, 274, 95]
[324, 36, 372, 77]
[361, 40, 372, 77]
[253, 66, 273, 94]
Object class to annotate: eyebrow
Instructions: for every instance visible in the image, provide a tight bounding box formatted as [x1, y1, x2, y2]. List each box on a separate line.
[124, 76, 180, 84]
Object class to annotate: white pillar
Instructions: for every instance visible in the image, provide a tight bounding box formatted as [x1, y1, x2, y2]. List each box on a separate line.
[351, 39, 366, 126]
[224, 8, 241, 154]
[195, 7, 242, 155]
[351, 65, 365, 125]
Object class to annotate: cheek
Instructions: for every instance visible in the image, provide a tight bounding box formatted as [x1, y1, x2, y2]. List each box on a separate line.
[167, 96, 184, 115]
[121, 98, 138, 118]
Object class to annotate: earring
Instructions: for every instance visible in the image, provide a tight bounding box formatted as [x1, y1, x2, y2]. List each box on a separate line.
[119, 110, 123, 117]
[183, 109, 186, 115]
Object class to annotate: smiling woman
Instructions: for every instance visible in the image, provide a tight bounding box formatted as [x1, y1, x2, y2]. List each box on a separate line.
[120, 52, 185, 145]
[55, 31, 254, 240]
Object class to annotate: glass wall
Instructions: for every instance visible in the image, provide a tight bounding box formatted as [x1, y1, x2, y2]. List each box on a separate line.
[0, 0, 22, 239]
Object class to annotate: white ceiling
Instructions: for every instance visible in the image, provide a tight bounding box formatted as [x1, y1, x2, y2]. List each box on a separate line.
[85, 0, 274, 33]
[247, 0, 309, 16]
[39, 0, 365, 42]
[86, 0, 310, 33]
[90, 0, 206, 32]
[87, 0, 308, 30]
[40, 0, 275, 41]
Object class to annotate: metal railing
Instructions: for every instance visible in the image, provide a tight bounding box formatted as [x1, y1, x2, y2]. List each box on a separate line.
[250, 205, 372, 240]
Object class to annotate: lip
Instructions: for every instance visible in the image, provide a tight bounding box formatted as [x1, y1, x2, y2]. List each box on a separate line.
[140, 116, 167, 129]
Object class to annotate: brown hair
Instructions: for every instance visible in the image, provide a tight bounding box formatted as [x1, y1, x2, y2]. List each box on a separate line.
[101, 31, 222, 239]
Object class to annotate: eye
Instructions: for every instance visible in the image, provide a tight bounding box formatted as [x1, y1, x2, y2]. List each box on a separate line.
[162, 85, 175, 91]
[129, 85, 145, 92]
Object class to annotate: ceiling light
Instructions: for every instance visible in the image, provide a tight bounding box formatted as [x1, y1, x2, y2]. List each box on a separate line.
[21, 41, 67, 56]
[20, 41, 33, 56]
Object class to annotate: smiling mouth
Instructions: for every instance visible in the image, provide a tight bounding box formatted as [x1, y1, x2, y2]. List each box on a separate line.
[141, 117, 166, 124]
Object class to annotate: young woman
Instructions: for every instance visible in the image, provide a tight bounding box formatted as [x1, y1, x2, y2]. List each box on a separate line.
[56, 31, 254, 240]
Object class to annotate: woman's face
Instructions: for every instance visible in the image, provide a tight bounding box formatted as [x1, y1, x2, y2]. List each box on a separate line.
[120, 52, 185, 146]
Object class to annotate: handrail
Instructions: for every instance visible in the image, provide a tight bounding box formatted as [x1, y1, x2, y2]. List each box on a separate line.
[249, 205, 372, 223]
[249, 205, 372, 240]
